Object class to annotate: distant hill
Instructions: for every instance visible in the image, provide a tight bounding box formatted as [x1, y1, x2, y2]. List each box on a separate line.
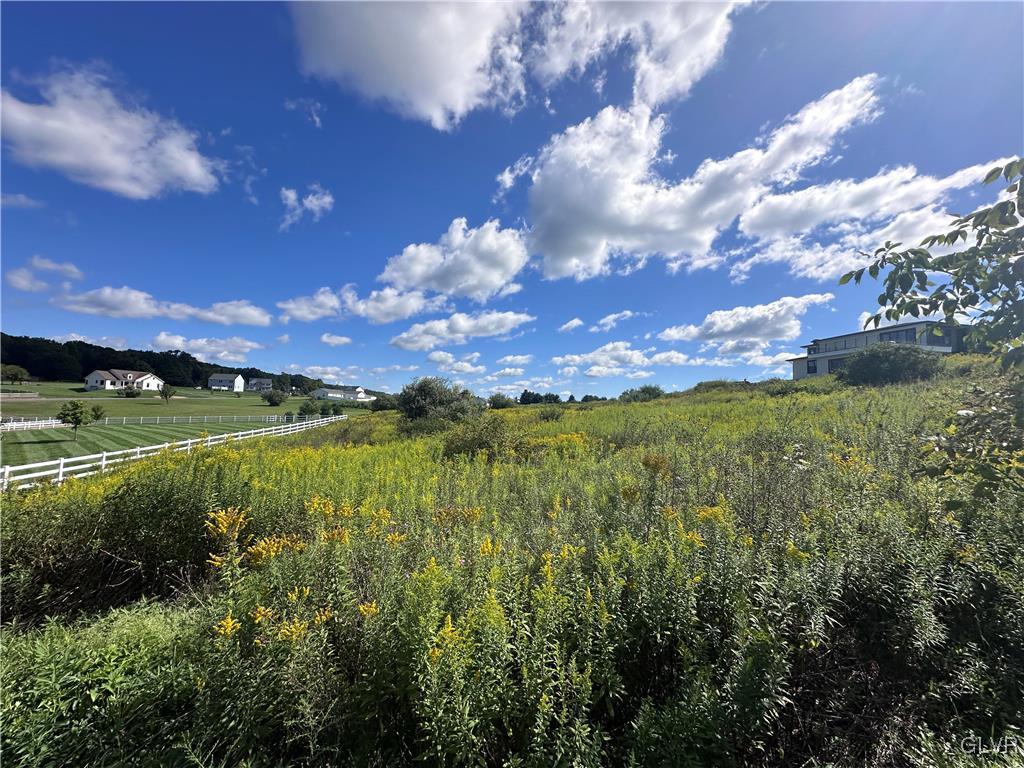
[0, 333, 329, 393]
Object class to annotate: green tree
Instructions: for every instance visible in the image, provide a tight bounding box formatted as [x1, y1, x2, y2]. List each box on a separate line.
[843, 157, 1023, 369]
[620, 385, 665, 403]
[397, 377, 483, 422]
[262, 389, 289, 407]
[159, 383, 177, 404]
[298, 398, 321, 417]
[57, 400, 91, 441]
[90, 405, 106, 422]
[487, 393, 516, 409]
[370, 393, 398, 412]
[2, 364, 30, 385]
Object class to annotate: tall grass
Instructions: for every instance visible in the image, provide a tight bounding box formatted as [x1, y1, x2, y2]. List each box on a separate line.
[2, 366, 1021, 766]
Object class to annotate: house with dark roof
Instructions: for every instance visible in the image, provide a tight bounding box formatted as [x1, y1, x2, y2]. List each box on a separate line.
[208, 373, 245, 392]
[84, 369, 165, 391]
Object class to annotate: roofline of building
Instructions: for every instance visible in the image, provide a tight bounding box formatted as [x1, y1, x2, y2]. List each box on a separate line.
[801, 319, 953, 348]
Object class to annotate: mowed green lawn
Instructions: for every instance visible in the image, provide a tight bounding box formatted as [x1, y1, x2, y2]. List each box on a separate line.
[0, 422, 284, 467]
[0, 382, 366, 420]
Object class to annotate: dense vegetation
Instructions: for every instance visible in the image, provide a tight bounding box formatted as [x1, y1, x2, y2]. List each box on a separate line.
[0, 332, 329, 393]
[837, 343, 944, 386]
[2, 357, 1021, 766]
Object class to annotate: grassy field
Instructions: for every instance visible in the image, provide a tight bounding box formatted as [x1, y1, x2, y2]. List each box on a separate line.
[2, 360, 1021, 767]
[0, 381, 364, 419]
[0, 421, 282, 466]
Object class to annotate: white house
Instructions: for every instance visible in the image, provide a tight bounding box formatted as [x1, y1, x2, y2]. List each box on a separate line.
[789, 321, 963, 380]
[310, 385, 376, 402]
[246, 377, 274, 393]
[84, 369, 165, 392]
[208, 373, 245, 392]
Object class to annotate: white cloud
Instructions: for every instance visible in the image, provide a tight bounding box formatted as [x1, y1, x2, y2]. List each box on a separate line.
[552, 340, 738, 378]
[277, 334, 291, 344]
[625, 370, 655, 379]
[53, 332, 128, 349]
[529, 2, 737, 108]
[277, 287, 343, 323]
[730, 157, 1012, 281]
[55, 286, 272, 325]
[152, 331, 265, 363]
[280, 183, 334, 231]
[6, 268, 49, 292]
[658, 293, 833, 344]
[320, 332, 352, 347]
[380, 218, 528, 303]
[528, 75, 882, 280]
[558, 317, 584, 333]
[341, 285, 448, 324]
[29, 255, 83, 280]
[287, 363, 362, 385]
[427, 350, 487, 375]
[498, 354, 532, 365]
[391, 310, 535, 351]
[1, 66, 220, 199]
[558, 366, 578, 377]
[553, 341, 653, 369]
[494, 154, 533, 200]
[589, 310, 637, 333]
[284, 97, 325, 128]
[291, 2, 526, 130]
[493, 367, 525, 377]
[1, 193, 45, 208]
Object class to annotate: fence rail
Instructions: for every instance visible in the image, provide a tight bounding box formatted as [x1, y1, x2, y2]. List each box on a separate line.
[0, 419, 63, 432]
[1, 415, 347, 491]
[0, 415, 325, 432]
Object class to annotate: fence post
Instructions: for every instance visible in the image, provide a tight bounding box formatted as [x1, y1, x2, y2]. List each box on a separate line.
[2, 465, 9, 492]
[101, 451, 107, 472]
[57, 457, 66, 483]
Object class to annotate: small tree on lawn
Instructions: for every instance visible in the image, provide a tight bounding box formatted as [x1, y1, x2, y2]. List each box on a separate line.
[160, 383, 177, 404]
[57, 400, 91, 441]
[90, 405, 106, 422]
[262, 389, 289, 407]
[2, 364, 30, 385]
[298, 398, 320, 417]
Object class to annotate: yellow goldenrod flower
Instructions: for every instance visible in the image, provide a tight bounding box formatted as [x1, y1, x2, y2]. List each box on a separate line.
[214, 610, 241, 638]
[287, 585, 311, 603]
[313, 606, 334, 625]
[385, 532, 407, 547]
[278, 618, 309, 641]
[205, 507, 249, 540]
[251, 605, 274, 624]
[358, 601, 380, 618]
[479, 536, 500, 557]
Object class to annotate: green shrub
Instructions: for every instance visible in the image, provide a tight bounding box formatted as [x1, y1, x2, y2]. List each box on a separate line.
[487, 393, 516, 409]
[261, 389, 289, 407]
[396, 377, 484, 423]
[837, 343, 943, 385]
[442, 413, 526, 460]
[620, 384, 666, 402]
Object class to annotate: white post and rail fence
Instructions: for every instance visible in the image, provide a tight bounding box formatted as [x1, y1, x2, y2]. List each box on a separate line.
[0, 413, 347, 431]
[0, 415, 346, 491]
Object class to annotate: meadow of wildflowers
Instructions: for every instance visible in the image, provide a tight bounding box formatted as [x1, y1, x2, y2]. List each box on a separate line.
[1, 361, 1022, 767]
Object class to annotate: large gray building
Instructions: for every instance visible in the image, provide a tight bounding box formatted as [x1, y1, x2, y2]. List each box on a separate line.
[789, 321, 963, 380]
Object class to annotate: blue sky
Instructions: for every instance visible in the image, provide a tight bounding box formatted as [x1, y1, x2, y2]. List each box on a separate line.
[2, 1, 1021, 396]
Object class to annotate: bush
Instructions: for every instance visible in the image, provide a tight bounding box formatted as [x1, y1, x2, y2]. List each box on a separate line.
[298, 398, 320, 417]
[837, 343, 943, 385]
[261, 389, 289, 407]
[116, 387, 142, 398]
[370, 393, 398, 412]
[442, 414, 526, 460]
[537, 405, 564, 422]
[396, 377, 484, 423]
[487, 393, 516, 409]
[620, 384, 665, 402]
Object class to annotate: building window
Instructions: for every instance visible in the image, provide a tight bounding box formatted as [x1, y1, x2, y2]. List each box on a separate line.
[807, 345, 819, 355]
[880, 329, 917, 344]
[806, 360, 817, 374]
[926, 328, 951, 346]
[828, 357, 846, 373]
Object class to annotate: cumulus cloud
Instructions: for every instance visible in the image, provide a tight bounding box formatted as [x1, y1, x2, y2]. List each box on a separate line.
[55, 286, 272, 325]
[152, 331, 264, 363]
[494, 154, 533, 200]
[391, 310, 535, 351]
[1, 66, 220, 199]
[291, 2, 526, 130]
[730, 157, 1013, 281]
[529, 2, 738, 108]
[558, 366, 578, 377]
[658, 293, 833, 344]
[558, 317, 584, 333]
[277, 287, 343, 323]
[53, 332, 128, 349]
[320, 332, 352, 346]
[380, 217, 528, 303]
[287, 363, 362, 385]
[428, 350, 486, 375]
[6, 268, 48, 292]
[493, 367, 525, 377]
[1, 192, 45, 208]
[291, 3, 739, 130]
[551, 340, 739, 378]
[527, 75, 882, 280]
[280, 183, 334, 231]
[341, 285, 448, 324]
[589, 310, 637, 333]
[498, 354, 532, 365]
